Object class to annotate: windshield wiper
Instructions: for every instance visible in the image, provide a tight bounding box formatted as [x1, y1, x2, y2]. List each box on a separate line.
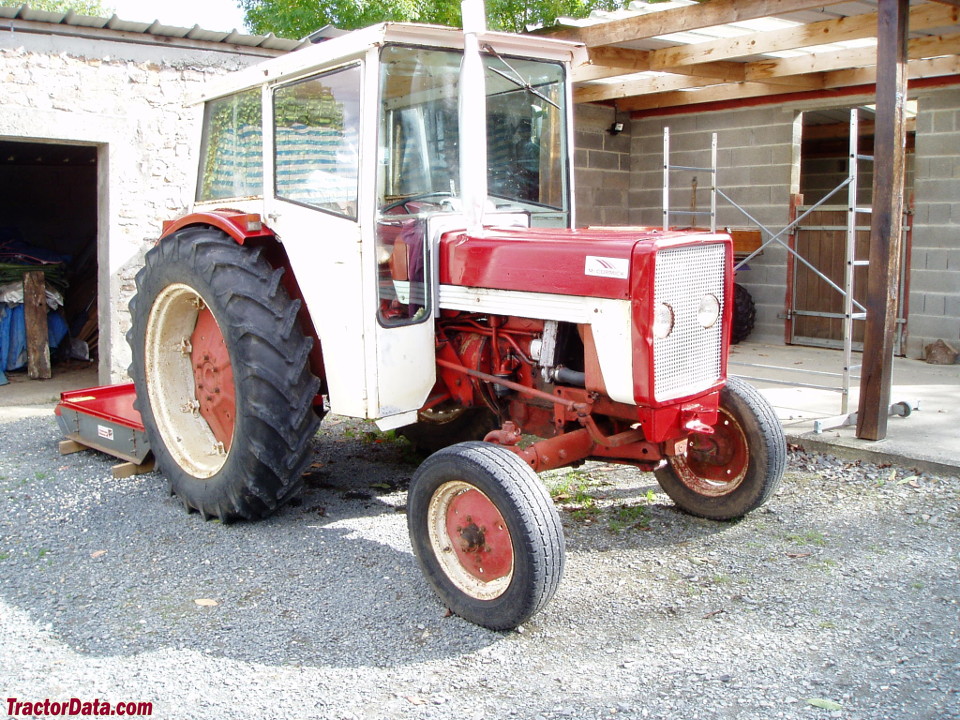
[482, 44, 560, 110]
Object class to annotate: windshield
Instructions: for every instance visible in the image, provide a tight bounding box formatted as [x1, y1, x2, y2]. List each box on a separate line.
[377, 44, 569, 226]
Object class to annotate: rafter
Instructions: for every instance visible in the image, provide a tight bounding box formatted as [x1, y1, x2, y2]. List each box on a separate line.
[617, 54, 960, 112]
[646, 3, 957, 70]
[575, 47, 747, 83]
[575, 74, 722, 104]
[549, 0, 846, 47]
[575, 69, 824, 102]
[745, 32, 960, 81]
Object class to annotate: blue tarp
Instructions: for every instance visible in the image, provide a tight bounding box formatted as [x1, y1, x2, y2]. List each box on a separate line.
[0, 303, 69, 378]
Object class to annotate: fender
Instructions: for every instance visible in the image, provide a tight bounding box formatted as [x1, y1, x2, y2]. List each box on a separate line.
[161, 210, 274, 243]
[160, 209, 327, 395]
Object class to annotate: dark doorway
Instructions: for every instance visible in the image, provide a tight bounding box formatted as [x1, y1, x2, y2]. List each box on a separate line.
[0, 139, 99, 378]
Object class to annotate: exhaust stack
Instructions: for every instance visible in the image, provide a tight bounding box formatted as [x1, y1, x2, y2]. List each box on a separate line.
[459, 0, 488, 235]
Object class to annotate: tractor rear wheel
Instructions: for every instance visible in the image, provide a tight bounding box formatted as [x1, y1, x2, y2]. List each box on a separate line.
[731, 283, 756, 344]
[128, 227, 320, 521]
[654, 377, 785, 520]
[407, 442, 565, 630]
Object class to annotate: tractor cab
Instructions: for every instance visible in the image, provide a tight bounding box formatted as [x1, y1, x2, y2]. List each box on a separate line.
[187, 24, 584, 426]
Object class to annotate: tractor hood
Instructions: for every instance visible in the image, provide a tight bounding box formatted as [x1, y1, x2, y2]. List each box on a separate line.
[439, 226, 730, 299]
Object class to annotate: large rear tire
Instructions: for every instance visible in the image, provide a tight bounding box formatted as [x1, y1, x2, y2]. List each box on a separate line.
[731, 283, 756, 345]
[128, 227, 320, 521]
[655, 377, 785, 520]
[407, 442, 565, 630]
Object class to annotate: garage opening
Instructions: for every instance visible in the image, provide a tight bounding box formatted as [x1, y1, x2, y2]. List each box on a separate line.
[790, 106, 915, 353]
[0, 139, 99, 385]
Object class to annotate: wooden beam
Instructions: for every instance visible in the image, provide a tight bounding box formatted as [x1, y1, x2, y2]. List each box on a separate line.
[579, 32, 960, 87]
[926, 0, 960, 7]
[826, 54, 960, 86]
[616, 81, 807, 111]
[857, 0, 909, 441]
[746, 31, 960, 81]
[575, 74, 720, 103]
[576, 68, 825, 103]
[646, 3, 956, 70]
[576, 48, 749, 83]
[614, 55, 957, 110]
[550, 0, 844, 47]
[23, 270, 51, 380]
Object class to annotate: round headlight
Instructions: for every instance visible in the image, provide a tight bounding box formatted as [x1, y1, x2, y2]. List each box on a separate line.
[698, 294, 721, 329]
[653, 303, 674, 339]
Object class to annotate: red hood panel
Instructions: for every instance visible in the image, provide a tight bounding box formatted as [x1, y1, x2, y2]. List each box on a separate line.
[439, 226, 725, 299]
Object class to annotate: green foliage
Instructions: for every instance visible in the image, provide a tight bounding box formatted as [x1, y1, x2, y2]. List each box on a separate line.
[26, 0, 113, 15]
[240, 0, 631, 37]
[607, 503, 650, 533]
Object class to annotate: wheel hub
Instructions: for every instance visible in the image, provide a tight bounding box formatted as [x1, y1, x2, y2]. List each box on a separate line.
[191, 307, 235, 451]
[672, 409, 749, 496]
[427, 481, 514, 601]
[144, 283, 234, 478]
[446, 489, 512, 582]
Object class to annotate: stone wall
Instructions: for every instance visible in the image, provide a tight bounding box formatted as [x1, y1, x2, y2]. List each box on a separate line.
[0, 34, 270, 382]
[629, 106, 799, 342]
[908, 88, 960, 360]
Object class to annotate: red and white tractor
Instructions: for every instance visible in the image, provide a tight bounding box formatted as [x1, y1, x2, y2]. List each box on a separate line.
[112, 13, 785, 630]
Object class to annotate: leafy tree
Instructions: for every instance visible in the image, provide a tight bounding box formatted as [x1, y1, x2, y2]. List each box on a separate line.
[25, 0, 113, 15]
[239, 0, 630, 38]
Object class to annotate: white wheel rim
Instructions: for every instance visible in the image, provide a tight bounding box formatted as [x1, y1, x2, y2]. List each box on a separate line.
[426, 481, 514, 601]
[144, 283, 230, 478]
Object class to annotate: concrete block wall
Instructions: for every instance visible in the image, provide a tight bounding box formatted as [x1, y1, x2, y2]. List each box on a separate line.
[0, 35, 270, 382]
[908, 88, 960, 360]
[573, 104, 631, 226]
[629, 106, 799, 342]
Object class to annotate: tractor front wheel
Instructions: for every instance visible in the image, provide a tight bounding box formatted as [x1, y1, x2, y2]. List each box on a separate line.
[128, 227, 320, 521]
[407, 442, 565, 630]
[655, 377, 785, 520]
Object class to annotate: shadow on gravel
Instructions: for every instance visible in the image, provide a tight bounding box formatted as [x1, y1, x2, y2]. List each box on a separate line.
[0, 415, 503, 669]
[0, 415, 839, 673]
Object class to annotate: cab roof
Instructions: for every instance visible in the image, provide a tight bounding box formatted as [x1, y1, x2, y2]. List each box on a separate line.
[199, 22, 587, 103]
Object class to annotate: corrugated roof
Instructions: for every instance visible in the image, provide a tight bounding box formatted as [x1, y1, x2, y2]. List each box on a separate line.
[0, 3, 308, 53]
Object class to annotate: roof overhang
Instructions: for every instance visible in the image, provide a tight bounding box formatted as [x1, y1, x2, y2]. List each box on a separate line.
[539, 0, 960, 117]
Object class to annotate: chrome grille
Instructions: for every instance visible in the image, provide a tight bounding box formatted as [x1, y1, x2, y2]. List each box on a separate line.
[653, 243, 726, 401]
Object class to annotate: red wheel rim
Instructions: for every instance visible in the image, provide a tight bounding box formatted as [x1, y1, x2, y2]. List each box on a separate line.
[444, 488, 513, 583]
[671, 408, 749, 496]
[427, 481, 514, 600]
[191, 307, 235, 451]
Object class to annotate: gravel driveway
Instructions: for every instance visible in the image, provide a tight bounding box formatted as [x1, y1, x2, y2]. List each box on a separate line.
[1, 410, 957, 720]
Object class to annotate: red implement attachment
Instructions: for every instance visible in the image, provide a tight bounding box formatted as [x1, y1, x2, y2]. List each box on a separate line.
[55, 384, 154, 477]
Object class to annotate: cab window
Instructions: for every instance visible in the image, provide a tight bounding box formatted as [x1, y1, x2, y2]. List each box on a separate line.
[197, 88, 263, 202]
[274, 65, 361, 219]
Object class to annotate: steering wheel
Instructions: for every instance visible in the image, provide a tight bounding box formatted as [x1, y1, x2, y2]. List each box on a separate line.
[381, 191, 454, 214]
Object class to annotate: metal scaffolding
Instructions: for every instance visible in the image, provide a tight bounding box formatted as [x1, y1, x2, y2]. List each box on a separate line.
[661, 120, 913, 433]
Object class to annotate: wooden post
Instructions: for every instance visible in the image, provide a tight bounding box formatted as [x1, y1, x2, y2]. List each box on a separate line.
[856, 0, 909, 440]
[23, 270, 52, 380]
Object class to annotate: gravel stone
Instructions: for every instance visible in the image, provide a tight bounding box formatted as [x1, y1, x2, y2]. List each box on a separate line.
[0, 412, 958, 719]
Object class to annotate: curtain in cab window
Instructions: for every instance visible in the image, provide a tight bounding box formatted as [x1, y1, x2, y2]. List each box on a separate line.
[197, 88, 263, 201]
[274, 65, 361, 219]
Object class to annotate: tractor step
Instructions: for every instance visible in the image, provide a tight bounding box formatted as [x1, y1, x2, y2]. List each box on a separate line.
[54, 383, 153, 473]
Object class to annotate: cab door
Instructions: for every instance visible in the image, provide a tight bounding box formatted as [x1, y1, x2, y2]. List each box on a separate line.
[262, 62, 373, 419]
[264, 56, 437, 424]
